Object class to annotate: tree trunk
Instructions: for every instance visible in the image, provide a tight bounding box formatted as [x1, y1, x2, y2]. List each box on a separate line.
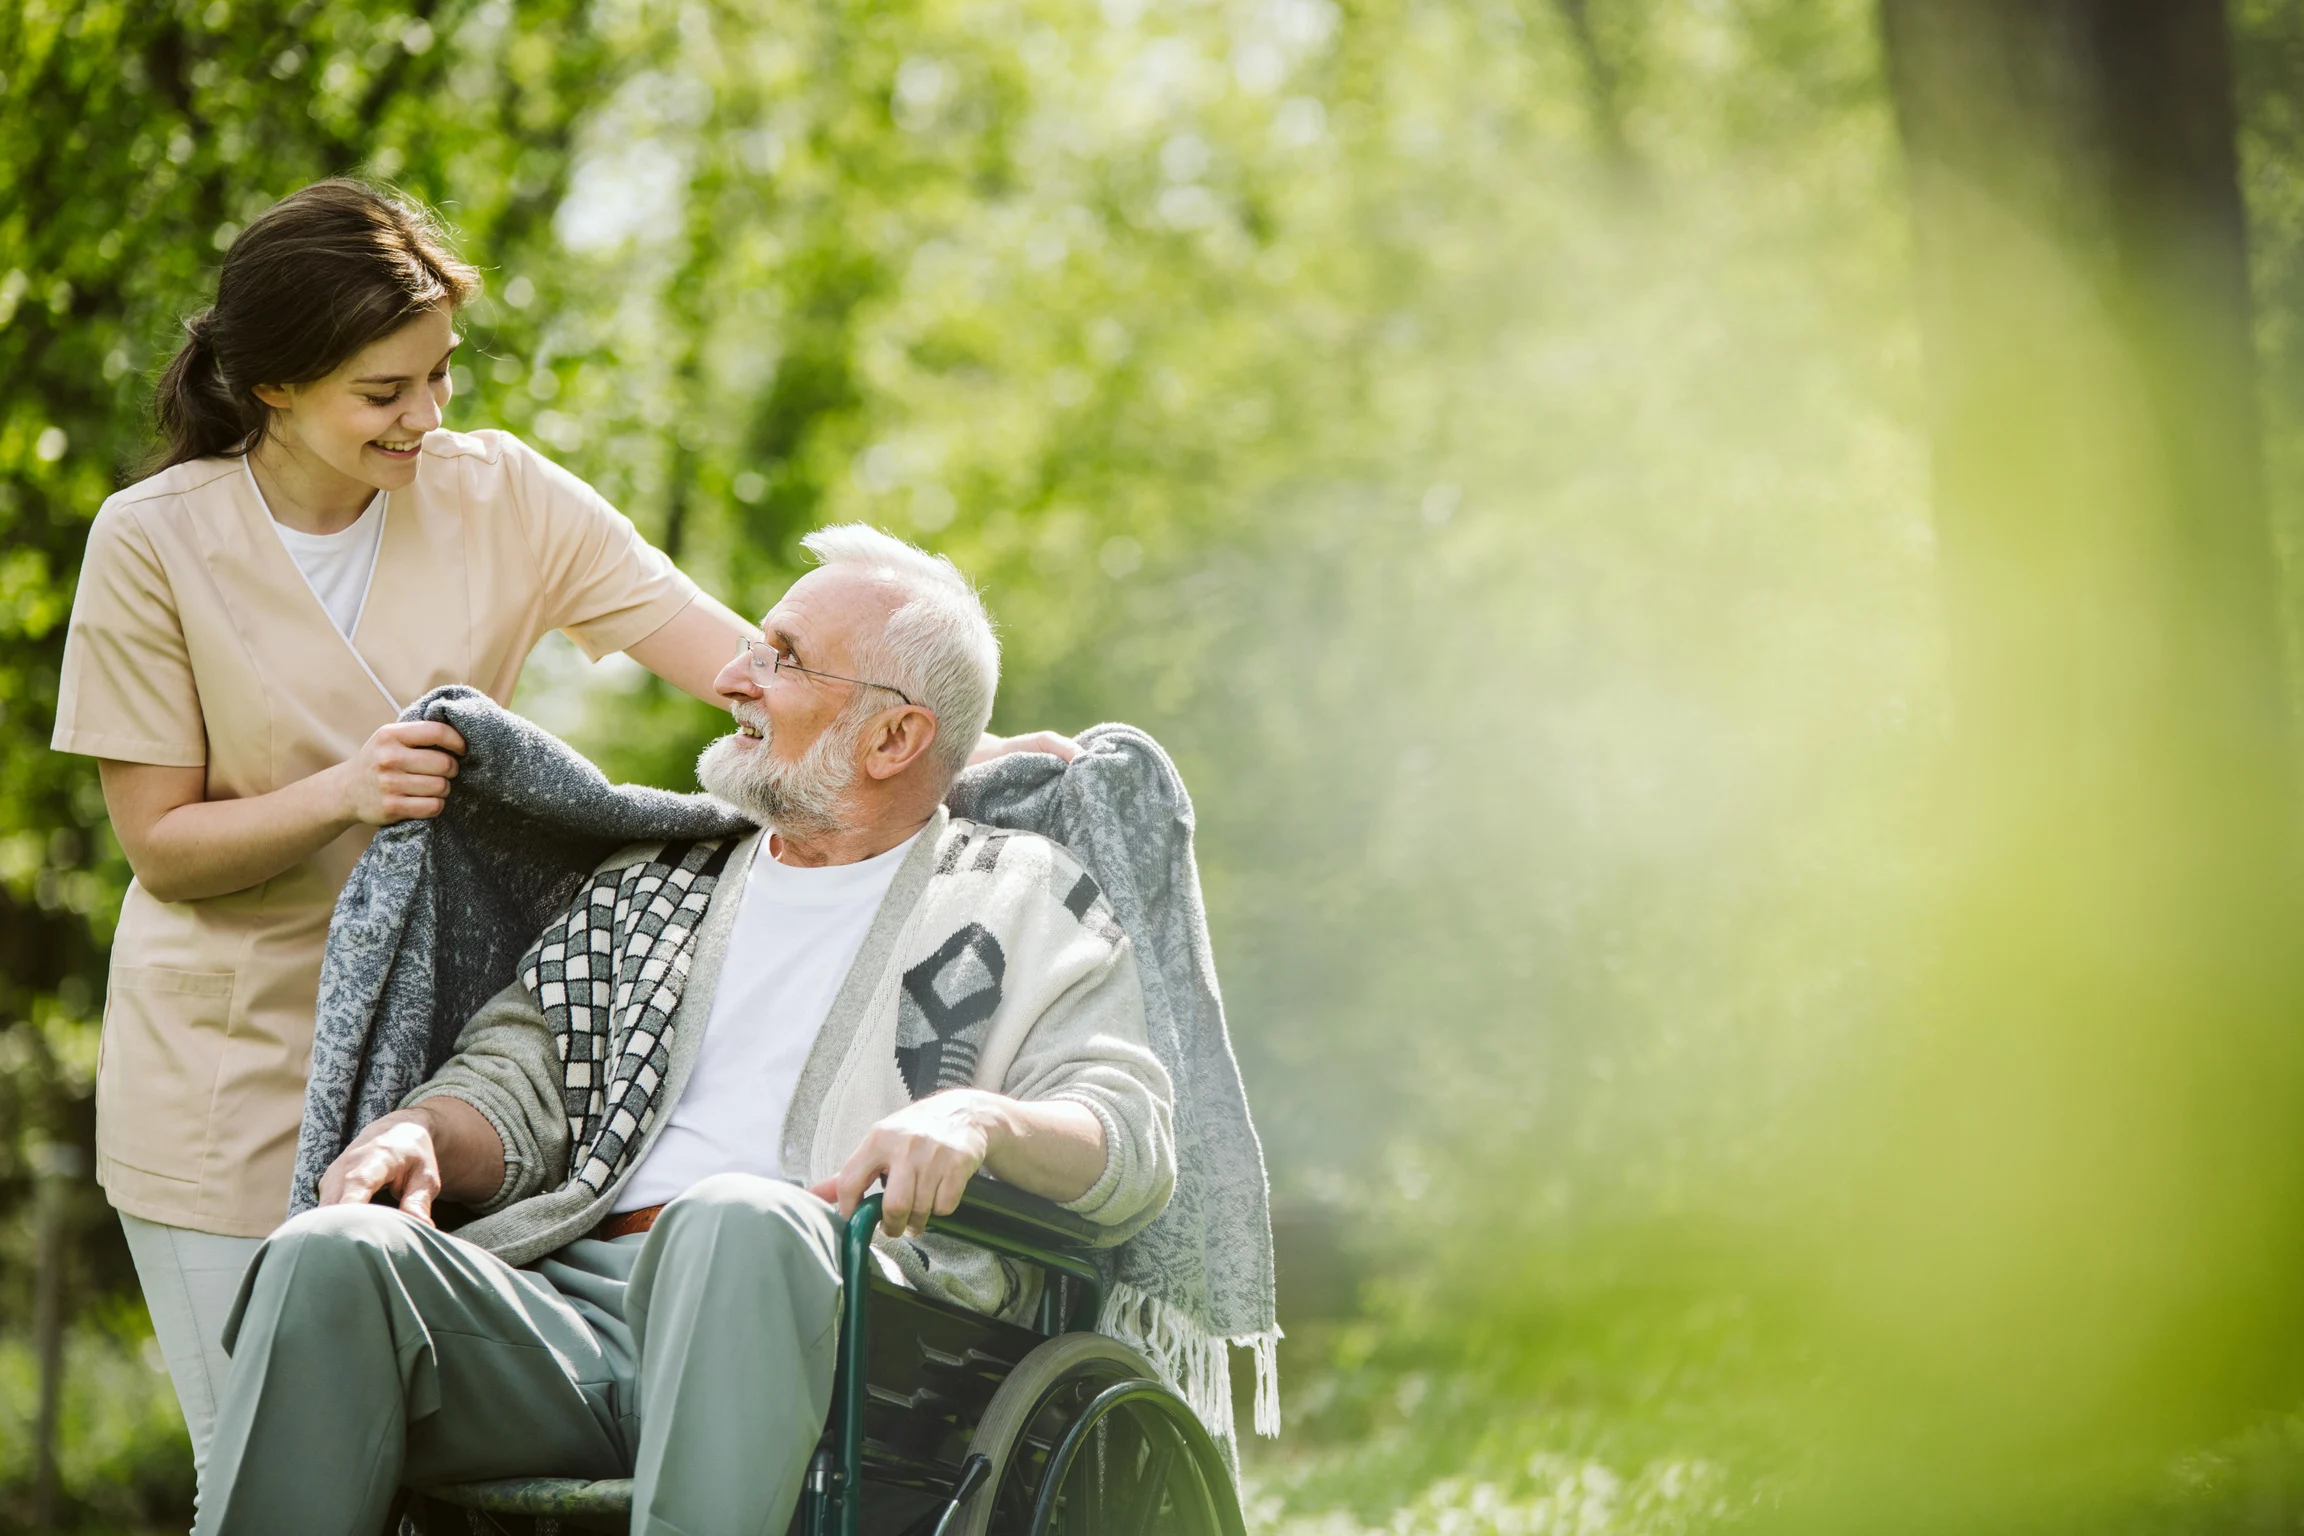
[29, 1143, 82, 1534]
[1842, 0, 2304, 1513]
[1883, 0, 2279, 731]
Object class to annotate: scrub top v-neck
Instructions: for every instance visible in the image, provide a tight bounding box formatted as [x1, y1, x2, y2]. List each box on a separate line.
[53, 428, 704, 1236]
[242, 459, 399, 711]
[257, 467, 388, 646]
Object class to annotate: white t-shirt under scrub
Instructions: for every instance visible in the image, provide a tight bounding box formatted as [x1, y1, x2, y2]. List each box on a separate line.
[614, 829, 923, 1212]
[260, 472, 387, 639]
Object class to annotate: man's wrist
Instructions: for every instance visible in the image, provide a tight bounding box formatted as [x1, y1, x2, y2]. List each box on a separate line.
[348, 1105, 423, 1148]
[405, 1099, 469, 1164]
[954, 1088, 1014, 1150]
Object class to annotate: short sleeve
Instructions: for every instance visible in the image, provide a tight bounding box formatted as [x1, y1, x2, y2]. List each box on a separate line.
[501, 435, 702, 661]
[51, 503, 207, 767]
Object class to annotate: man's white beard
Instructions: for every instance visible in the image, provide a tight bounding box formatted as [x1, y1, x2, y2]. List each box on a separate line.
[696, 706, 858, 838]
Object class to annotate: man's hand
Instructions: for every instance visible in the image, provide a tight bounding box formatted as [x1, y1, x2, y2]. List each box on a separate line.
[810, 1091, 997, 1238]
[808, 1091, 1108, 1239]
[315, 1097, 505, 1225]
[318, 1108, 446, 1223]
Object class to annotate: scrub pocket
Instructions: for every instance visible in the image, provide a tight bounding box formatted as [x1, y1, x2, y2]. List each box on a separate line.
[99, 965, 236, 1178]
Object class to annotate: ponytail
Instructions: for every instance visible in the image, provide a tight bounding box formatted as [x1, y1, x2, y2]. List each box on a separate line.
[153, 310, 264, 470]
[144, 180, 481, 474]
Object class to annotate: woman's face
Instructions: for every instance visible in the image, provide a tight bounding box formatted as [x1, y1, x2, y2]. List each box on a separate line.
[255, 305, 459, 492]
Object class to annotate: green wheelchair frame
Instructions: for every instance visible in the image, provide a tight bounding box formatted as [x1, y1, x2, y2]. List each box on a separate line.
[415, 1179, 1244, 1536]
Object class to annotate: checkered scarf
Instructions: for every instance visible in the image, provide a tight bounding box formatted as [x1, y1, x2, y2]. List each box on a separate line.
[519, 838, 739, 1195]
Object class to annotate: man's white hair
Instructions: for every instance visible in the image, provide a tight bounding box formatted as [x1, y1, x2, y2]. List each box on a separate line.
[802, 523, 1000, 781]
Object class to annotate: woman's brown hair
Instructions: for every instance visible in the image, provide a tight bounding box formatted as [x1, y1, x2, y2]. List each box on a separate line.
[151, 179, 480, 471]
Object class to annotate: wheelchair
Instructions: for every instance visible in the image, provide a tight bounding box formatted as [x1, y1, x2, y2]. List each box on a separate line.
[404, 1179, 1248, 1536]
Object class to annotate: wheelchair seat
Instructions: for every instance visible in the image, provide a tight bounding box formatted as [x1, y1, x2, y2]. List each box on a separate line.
[407, 1180, 1242, 1536]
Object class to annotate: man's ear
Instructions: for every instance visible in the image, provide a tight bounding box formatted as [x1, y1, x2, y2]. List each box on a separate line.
[862, 706, 940, 781]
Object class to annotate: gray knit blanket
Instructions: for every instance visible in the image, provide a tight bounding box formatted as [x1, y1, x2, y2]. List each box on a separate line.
[291, 686, 752, 1205]
[951, 727, 1282, 1434]
[293, 685, 1280, 1433]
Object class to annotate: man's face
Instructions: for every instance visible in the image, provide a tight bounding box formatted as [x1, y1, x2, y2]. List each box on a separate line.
[697, 566, 898, 834]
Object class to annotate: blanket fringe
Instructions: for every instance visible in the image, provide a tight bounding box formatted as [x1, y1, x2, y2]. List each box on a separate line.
[1096, 1281, 1283, 1452]
[1244, 1326, 1282, 1439]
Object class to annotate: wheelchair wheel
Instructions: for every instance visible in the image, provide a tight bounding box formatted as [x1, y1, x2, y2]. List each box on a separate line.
[948, 1333, 1245, 1536]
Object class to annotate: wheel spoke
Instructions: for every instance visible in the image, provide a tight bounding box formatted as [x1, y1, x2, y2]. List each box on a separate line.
[1169, 1427, 1221, 1536]
[1122, 1424, 1180, 1536]
[1086, 1413, 1113, 1534]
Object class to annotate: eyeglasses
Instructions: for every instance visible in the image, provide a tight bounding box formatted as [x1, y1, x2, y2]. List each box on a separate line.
[743, 637, 920, 707]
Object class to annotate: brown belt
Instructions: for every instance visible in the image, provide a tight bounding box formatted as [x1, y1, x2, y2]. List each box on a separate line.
[594, 1204, 667, 1241]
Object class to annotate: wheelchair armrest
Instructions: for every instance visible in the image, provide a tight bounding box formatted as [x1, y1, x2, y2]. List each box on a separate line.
[943, 1175, 1107, 1253]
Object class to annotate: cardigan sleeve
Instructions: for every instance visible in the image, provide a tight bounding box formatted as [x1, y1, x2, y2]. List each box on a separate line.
[998, 929, 1177, 1242]
[401, 980, 572, 1213]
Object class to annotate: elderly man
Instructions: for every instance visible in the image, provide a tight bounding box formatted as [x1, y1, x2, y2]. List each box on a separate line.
[194, 525, 1176, 1536]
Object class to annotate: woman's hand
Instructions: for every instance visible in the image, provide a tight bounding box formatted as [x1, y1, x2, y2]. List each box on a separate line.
[102, 717, 466, 903]
[337, 719, 466, 825]
[971, 730, 1080, 766]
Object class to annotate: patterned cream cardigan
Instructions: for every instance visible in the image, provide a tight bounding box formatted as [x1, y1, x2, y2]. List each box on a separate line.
[405, 812, 1177, 1320]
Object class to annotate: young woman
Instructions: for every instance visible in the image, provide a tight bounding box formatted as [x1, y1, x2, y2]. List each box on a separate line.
[50, 179, 1066, 1493]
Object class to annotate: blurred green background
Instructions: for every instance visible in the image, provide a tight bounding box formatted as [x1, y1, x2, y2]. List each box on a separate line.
[12, 0, 2304, 1530]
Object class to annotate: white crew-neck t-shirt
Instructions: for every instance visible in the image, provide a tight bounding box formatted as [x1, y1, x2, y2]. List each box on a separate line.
[270, 490, 387, 639]
[614, 830, 922, 1213]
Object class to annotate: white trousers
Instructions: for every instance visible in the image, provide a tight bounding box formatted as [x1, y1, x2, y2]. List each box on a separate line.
[118, 1211, 264, 1508]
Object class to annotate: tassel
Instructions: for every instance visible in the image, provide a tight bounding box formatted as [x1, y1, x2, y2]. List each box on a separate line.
[1235, 1327, 1283, 1438]
[1095, 1283, 1284, 1457]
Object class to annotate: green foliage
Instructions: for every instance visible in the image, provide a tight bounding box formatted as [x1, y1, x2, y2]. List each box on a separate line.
[1, 0, 610, 1522]
[0, 1301, 193, 1530]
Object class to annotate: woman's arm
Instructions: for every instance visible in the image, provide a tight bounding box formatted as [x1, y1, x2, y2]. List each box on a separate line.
[623, 596, 1081, 762]
[622, 593, 755, 703]
[101, 719, 466, 903]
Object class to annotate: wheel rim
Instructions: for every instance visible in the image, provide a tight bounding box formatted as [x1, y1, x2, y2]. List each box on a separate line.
[950, 1335, 1154, 1536]
[1013, 1381, 1240, 1536]
[946, 1334, 1243, 1536]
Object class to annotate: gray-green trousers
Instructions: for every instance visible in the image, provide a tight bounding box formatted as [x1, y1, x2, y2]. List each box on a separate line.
[193, 1172, 844, 1536]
